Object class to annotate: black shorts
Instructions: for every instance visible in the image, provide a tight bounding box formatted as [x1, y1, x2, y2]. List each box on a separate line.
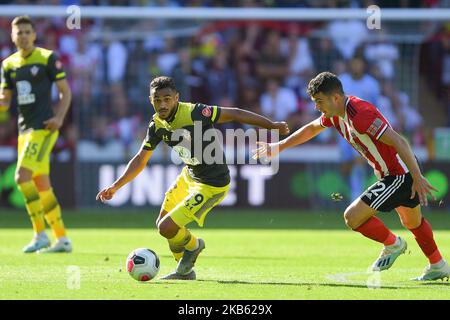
[360, 173, 420, 212]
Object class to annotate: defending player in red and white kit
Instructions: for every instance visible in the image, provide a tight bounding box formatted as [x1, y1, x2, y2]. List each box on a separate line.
[254, 72, 449, 281]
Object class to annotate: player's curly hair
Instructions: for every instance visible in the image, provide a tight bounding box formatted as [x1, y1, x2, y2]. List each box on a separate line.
[150, 76, 177, 93]
[11, 15, 35, 30]
[307, 72, 344, 97]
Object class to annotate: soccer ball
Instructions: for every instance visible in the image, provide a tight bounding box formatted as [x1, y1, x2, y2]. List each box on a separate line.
[126, 248, 160, 281]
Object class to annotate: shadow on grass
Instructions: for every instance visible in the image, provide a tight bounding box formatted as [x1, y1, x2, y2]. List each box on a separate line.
[195, 279, 414, 290]
[195, 279, 450, 290]
[419, 281, 450, 286]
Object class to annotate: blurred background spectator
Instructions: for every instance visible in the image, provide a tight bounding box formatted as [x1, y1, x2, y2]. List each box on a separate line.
[0, 0, 448, 167]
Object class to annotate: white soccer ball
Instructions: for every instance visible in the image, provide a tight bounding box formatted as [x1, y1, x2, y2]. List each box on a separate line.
[126, 248, 160, 281]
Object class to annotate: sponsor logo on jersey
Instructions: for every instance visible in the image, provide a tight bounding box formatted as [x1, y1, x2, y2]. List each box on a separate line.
[16, 80, 35, 105]
[202, 106, 212, 117]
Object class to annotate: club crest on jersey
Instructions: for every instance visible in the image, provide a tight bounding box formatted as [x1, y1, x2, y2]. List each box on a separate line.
[367, 118, 383, 137]
[30, 66, 39, 76]
[202, 106, 212, 117]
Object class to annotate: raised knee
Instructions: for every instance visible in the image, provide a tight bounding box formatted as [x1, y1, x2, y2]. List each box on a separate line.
[15, 172, 31, 185]
[158, 220, 178, 239]
[157, 221, 168, 238]
[343, 208, 358, 229]
[33, 175, 51, 192]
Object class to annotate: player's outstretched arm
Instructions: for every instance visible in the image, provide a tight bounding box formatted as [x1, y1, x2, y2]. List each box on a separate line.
[44, 79, 72, 131]
[0, 88, 12, 120]
[1, 61, 13, 111]
[379, 127, 438, 206]
[253, 117, 326, 160]
[217, 107, 290, 135]
[96, 148, 153, 203]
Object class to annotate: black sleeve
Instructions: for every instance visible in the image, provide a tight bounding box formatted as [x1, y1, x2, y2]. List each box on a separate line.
[46, 52, 66, 82]
[142, 121, 162, 150]
[190, 103, 221, 125]
[0, 62, 13, 90]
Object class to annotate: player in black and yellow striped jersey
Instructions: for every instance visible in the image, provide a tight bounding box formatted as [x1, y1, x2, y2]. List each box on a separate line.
[97, 76, 290, 280]
[0, 16, 72, 253]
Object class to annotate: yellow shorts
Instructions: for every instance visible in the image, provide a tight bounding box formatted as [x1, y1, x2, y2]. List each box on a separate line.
[162, 167, 229, 227]
[17, 130, 59, 177]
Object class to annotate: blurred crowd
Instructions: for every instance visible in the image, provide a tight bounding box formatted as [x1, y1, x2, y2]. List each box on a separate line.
[0, 0, 448, 8]
[0, 0, 449, 163]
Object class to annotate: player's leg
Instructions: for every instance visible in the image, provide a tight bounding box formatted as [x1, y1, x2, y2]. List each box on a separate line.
[158, 207, 202, 266]
[170, 185, 228, 276]
[16, 132, 49, 253]
[345, 197, 398, 246]
[348, 176, 408, 271]
[344, 197, 377, 230]
[34, 175, 66, 239]
[346, 198, 406, 271]
[157, 211, 200, 280]
[16, 167, 44, 233]
[160, 172, 229, 279]
[157, 171, 191, 263]
[396, 205, 441, 262]
[157, 209, 184, 262]
[22, 130, 70, 253]
[33, 174, 72, 253]
[396, 205, 450, 280]
[16, 166, 51, 252]
[157, 209, 183, 260]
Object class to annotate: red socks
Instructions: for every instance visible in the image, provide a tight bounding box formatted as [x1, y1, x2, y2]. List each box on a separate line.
[409, 218, 442, 264]
[354, 216, 397, 246]
[355, 216, 442, 264]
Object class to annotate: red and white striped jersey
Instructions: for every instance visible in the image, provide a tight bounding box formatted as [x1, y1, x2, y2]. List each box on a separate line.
[320, 95, 408, 179]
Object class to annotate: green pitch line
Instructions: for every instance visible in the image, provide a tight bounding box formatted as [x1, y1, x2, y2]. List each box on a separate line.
[1, 208, 450, 230]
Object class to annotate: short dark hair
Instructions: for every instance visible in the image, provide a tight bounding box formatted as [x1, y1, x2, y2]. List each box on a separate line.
[150, 76, 177, 94]
[307, 72, 344, 97]
[11, 15, 35, 30]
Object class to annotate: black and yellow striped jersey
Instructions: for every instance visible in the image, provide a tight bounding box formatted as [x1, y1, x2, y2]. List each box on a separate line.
[143, 102, 230, 187]
[0, 47, 66, 133]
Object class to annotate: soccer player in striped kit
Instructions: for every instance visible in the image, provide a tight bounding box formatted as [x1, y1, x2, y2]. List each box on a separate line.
[254, 72, 449, 281]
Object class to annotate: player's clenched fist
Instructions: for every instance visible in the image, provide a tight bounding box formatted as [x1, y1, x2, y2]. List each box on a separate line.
[43, 116, 63, 131]
[96, 186, 118, 202]
[273, 121, 290, 135]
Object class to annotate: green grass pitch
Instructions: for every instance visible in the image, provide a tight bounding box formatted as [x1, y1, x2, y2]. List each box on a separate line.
[0, 209, 449, 300]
